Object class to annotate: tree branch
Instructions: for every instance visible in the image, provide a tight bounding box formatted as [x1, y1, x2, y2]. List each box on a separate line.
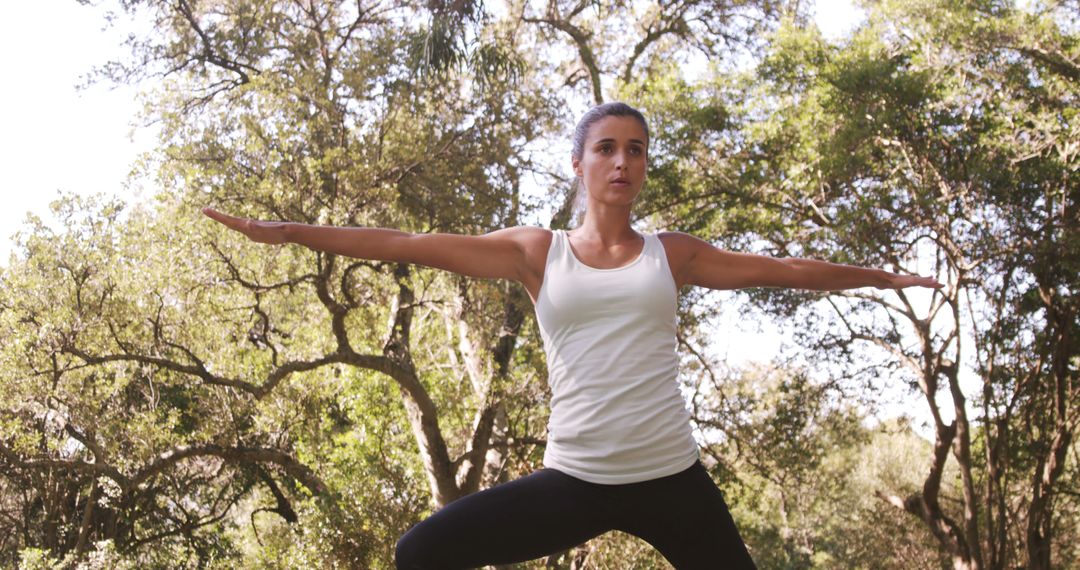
[131, 444, 328, 496]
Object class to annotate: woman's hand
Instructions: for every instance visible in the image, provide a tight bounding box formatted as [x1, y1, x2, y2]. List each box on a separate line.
[202, 207, 289, 245]
[879, 273, 944, 290]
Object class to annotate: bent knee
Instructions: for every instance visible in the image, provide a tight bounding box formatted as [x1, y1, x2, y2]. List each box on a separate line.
[394, 526, 436, 570]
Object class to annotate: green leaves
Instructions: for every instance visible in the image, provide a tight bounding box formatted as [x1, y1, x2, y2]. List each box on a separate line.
[407, 2, 523, 91]
[5, 0, 1077, 567]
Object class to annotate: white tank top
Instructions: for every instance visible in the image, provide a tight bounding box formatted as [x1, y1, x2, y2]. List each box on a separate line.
[534, 229, 700, 484]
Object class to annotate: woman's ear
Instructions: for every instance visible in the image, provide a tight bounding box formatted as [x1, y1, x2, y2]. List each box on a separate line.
[572, 157, 582, 178]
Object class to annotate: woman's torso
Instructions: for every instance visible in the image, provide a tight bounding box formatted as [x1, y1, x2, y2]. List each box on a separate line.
[530, 228, 700, 484]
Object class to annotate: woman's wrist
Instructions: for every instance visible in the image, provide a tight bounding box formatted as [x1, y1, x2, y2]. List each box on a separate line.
[874, 269, 894, 289]
[281, 222, 301, 244]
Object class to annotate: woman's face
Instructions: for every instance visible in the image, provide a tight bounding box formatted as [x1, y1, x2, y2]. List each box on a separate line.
[573, 116, 648, 208]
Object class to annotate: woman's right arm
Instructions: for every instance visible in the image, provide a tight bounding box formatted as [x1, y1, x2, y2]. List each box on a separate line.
[202, 208, 539, 283]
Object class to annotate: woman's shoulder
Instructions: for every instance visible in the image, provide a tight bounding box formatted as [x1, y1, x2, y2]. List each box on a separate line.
[506, 225, 553, 235]
[657, 231, 709, 253]
[500, 225, 553, 266]
[656, 232, 709, 287]
[502, 225, 553, 244]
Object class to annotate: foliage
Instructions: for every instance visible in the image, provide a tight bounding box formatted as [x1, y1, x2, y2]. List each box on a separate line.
[647, 1, 1079, 568]
[2, 0, 1077, 568]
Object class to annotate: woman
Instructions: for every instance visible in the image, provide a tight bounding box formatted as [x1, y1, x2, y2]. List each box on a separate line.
[204, 102, 941, 569]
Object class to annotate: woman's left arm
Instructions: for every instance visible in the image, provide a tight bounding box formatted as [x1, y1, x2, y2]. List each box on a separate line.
[670, 232, 942, 291]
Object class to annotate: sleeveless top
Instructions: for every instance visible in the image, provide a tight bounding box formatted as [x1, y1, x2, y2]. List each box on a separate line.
[534, 229, 700, 484]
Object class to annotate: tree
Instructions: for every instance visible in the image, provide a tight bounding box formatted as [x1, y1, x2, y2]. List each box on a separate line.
[9, 0, 1075, 567]
[650, 1, 1078, 568]
[5, 0, 787, 567]
[688, 361, 951, 568]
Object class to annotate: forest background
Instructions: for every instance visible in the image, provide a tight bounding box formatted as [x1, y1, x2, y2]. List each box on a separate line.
[0, 0, 1076, 569]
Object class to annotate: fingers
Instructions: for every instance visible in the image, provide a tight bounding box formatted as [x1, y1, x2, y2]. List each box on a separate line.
[202, 207, 230, 225]
[202, 207, 288, 245]
[880, 273, 939, 290]
[896, 275, 944, 289]
[202, 207, 245, 232]
[912, 275, 943, 288]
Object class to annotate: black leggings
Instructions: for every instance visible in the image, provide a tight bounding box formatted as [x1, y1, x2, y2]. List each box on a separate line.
[394, 460, 756, 569]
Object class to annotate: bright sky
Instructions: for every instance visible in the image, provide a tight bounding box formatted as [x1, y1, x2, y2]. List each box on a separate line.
[0, 2, 156, 265]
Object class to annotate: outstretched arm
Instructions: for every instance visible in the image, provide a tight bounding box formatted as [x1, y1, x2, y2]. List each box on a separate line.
[668, 232, 942, 291]
[201, 208, 536, 282]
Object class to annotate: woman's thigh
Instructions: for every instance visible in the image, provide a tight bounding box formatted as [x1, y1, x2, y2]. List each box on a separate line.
[395, 468, 612, 570]
[613, 462, 757, 570]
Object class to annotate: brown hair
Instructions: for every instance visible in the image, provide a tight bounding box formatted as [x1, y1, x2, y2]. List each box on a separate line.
[568, 102, 650, 222]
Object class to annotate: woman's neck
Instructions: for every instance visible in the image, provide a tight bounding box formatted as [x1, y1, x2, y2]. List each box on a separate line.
[573, 207, 639, 246]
